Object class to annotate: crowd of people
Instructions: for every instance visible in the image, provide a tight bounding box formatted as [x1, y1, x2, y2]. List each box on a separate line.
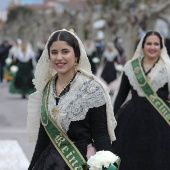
[1, 29, 170, 170]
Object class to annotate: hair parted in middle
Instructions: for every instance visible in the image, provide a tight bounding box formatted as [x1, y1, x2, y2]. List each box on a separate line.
[142, 31, 163, 49]
[47, 31, 80, 63]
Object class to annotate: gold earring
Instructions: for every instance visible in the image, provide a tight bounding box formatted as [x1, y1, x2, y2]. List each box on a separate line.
[74, 58, 78, 72]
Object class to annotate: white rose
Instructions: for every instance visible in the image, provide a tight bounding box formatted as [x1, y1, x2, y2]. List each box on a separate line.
[87, 151, 120, 170]
[10, 65, 18, 73]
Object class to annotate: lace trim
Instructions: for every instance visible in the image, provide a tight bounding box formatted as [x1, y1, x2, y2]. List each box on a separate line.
[48, 73, 106, 133]
[33, 29, 92, 93]
[131, 33, 170, 99]
[27, 91, 42, 141]
[124, 58, 168, 97]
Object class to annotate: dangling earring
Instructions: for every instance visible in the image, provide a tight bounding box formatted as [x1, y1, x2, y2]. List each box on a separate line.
[74, 58, 78, 72]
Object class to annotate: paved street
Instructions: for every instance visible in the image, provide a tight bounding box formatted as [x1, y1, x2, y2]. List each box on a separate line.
[0, 82, 36, 170]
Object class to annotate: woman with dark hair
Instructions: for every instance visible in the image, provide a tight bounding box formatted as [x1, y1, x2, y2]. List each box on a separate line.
[27, 29, 117, 169]
[112, 31, 170, 170]
[165, 37, 170, 57]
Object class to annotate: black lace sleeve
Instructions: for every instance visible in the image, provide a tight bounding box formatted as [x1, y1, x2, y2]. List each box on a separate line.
[114, 72, 130, 115]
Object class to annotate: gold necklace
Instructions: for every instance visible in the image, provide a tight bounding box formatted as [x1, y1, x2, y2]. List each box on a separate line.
[51, 73, 77, 121]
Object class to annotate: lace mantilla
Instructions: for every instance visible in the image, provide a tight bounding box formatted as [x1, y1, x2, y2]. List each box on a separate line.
[33, 29, 92, 92]
[48, 73, 106, 133]
[27, 29, 117, 142]
[131, 31, 170, 99]
[27, 91, 42, 141]
[124, 58, 168, 97]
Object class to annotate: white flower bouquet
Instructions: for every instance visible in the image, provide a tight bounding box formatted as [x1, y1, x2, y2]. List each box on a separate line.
[87, 151, 120, 170]
[10, 65, 18, 73]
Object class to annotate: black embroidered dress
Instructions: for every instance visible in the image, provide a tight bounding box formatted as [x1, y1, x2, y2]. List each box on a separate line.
[112, 59, 170, 170]
[28, 73, 113, 170]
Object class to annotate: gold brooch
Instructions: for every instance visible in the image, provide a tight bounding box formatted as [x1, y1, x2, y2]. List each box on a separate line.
[51, 106, 59, 121]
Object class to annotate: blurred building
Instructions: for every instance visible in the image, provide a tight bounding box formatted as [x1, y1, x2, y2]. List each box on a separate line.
[20, 0, 44, 5]
[0, 0, 86, 27]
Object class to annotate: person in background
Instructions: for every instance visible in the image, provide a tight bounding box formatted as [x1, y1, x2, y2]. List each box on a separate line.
[95, 30, 106, 61]
[112, 31, 170, 170]
[3, 39, 22, 82]
[36, 40, 45, 62]
[84, 38, 97, 74]
[114, 37, 126, 65]
[165, 37, 170, 57]
[100, 42, 119, 85]
[9, 41, 36, 98]
[27, 29, 117, 169]
[0, 38, 12, 83]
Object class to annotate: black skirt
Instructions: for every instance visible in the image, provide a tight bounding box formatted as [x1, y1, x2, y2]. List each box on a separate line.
[101, 61, 117, 84]
[14, 60, 34, 91]
[32, 141, 88, 170]
[112, 96, 170, 170]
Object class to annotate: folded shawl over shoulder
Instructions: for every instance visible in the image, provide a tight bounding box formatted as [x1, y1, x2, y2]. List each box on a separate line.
[27, 29, 117, 142]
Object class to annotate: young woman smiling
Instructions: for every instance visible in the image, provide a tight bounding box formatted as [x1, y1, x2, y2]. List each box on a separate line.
[113, 31, 170, 170]
[27, 29, 117, 170]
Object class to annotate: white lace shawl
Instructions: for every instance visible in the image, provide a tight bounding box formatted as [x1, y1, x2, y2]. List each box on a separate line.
[27, 29, 117, 142]
[48, 72, 107, 133]
[124, 58, 169, 98]
[120, 31, 170, 102]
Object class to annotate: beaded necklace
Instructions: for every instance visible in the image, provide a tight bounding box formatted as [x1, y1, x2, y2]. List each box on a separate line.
[52, 72, 78, 98]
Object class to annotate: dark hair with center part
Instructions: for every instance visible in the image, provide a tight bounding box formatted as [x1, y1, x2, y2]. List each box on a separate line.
[142, 31, 163, 49]
[47, 31, 80, 63]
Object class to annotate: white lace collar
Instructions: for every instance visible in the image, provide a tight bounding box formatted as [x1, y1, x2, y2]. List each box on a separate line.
[48, 72, 106, 133]
[17, 48, 34, 62]
[124, 58, 168, 97]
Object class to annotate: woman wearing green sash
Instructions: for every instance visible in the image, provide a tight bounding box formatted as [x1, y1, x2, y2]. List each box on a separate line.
[27, 29, 117, 170]
[112, 31, 170, 170]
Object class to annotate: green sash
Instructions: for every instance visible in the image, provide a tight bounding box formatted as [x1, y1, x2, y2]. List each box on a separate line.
[41, 80, 120, 170]
[131, 58, 170, 126]
[41, 80, 87, 170]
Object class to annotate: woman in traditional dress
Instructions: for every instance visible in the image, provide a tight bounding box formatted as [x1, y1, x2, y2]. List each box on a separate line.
[9, 41, 36, 98]
[84, 38, 97, 74]
[27, 29, 117, 170]
[100, 42, 119, 85]
[4, 39, 21, 81]
[112, 31, 170, 170]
